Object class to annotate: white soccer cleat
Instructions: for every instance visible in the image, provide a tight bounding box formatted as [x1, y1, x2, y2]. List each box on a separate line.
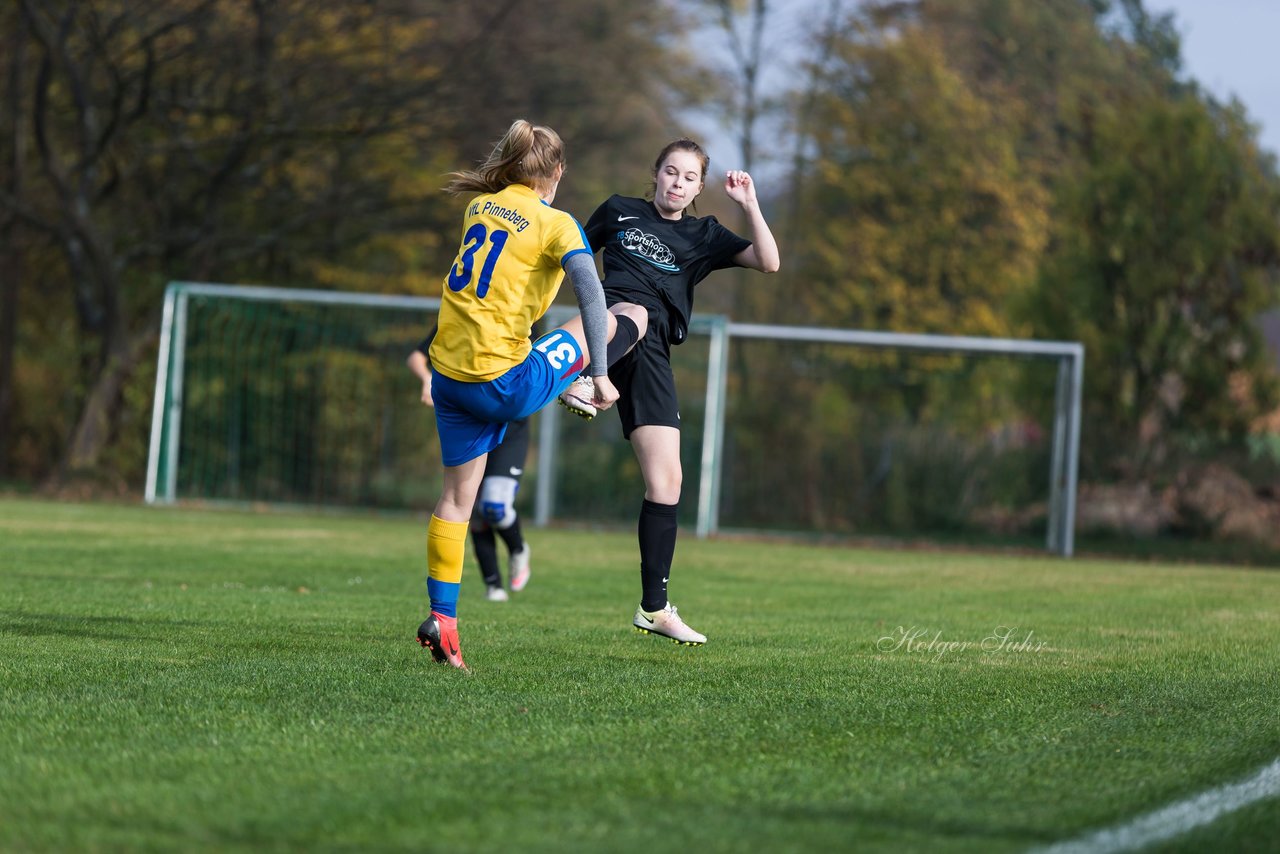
[509, 544, 531, 592]
[558, 376, 597, 420]
[633, 602, 707, 645]
[486, 585, 509, 602]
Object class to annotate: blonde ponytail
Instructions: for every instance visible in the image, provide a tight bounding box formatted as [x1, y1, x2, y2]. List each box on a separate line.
[445, 119, 565, 196]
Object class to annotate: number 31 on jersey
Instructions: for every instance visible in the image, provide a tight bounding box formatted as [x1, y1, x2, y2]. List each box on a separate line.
[447, 223, 509, 298]
[535, 330, 580, 373]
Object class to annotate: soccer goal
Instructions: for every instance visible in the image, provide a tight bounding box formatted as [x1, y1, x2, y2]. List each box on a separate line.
[145, 282, 446, 511]
[147, 282, 1083, 555]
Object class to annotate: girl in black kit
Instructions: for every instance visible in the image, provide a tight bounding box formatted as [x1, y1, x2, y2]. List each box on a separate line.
[560, 138, 780, 645]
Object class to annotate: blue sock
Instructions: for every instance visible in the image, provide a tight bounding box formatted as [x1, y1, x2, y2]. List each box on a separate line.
[427, 578, 460, 618]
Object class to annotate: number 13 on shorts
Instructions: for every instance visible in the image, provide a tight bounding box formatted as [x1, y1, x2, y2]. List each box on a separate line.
[535, 330, 583, 378]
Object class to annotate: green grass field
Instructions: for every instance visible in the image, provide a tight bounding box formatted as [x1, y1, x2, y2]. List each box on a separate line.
[2, 497, 1279, 853]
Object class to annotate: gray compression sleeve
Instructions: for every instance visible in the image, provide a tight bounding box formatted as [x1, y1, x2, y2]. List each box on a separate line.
[563, 252, 609, 377]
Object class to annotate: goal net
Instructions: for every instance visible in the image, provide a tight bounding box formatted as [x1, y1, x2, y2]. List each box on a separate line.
[146, 283, 445, 510]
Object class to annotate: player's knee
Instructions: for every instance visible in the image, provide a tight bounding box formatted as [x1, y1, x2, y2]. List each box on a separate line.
[480, 500, 515, 527]
[646, 474, 681, 505]
[617, 303, 648, 337]
[478, 476, 520, 528]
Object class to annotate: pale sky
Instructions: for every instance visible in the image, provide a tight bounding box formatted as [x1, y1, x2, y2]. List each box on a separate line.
[1150, 0, 1280, 157]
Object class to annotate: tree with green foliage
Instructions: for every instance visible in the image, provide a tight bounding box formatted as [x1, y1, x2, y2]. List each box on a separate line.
[0, 0, 698, 488]
[0, 0, 465, 483]
[725, 3, 1057, 535]
[775, 11, 1049, 335]
[748, 0, 1280, 532]
[1030, 92, 1280, 476]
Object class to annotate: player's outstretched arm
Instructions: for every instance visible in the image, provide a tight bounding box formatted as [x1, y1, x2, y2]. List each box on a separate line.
[555, 252, 619, 412]
[562, 253, 610, 373]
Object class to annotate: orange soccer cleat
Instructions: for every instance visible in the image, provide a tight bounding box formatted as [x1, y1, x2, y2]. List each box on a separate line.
[417, 612, 468, 670]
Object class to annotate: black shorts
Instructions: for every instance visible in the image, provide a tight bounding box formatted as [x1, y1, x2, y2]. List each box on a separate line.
[608, 313, 679, 439]
[486, 417, 530, 481]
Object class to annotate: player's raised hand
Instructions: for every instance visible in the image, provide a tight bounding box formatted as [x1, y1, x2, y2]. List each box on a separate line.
[724, 170, 758, 207]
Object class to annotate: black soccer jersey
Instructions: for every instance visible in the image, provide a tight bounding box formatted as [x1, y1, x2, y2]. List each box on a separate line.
[584, 195, 750, 344]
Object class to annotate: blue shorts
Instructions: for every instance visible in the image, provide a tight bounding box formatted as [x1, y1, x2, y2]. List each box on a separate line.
[432, 328, 585, 466]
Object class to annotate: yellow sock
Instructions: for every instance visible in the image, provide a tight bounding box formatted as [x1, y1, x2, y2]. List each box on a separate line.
[426, 514, 468, 618]
[427, 514, 468, 584]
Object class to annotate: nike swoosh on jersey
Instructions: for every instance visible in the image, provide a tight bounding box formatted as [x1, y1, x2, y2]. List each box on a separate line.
[617, 215, 639, 221]
[509, 467, 523, 476]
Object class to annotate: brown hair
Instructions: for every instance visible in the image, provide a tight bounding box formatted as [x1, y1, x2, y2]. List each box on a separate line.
[647, 138, 710, 212]
[445, 120, 565, 196]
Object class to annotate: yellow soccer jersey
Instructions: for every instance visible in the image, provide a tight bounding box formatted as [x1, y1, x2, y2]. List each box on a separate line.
[430, 183, 591, 382]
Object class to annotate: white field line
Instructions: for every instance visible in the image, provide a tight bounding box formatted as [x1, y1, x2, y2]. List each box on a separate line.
[1033, 757, 1280, 854]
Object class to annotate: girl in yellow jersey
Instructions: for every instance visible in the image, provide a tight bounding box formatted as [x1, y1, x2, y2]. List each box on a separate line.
[417, 120, 649, 670]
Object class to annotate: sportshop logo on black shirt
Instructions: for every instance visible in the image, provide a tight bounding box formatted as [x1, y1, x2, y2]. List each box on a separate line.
[618, 226, 679, 272]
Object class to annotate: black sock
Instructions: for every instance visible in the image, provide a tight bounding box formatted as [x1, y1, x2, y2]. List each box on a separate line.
[606, 315, 640, 369]
[471, 522, 502, 588]
[495, 515, 525, 556]
[638, 499, 678, 612]
[580, 315, 640, 381]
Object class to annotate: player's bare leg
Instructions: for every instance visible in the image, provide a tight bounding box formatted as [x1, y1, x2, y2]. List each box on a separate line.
[627, 425, 706, 645]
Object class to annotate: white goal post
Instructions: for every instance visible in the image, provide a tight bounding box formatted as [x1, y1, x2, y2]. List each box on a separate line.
[147, 282, 1083, 556]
